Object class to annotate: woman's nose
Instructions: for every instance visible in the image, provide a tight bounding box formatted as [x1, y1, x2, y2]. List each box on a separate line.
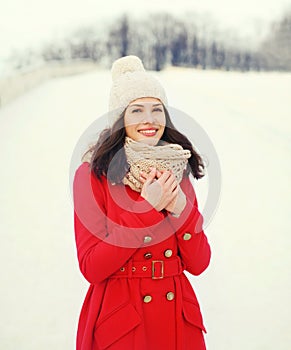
[142, 110, 155, 123]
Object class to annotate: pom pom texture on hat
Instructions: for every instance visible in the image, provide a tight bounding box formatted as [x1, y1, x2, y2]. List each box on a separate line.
[108, 55, 168, 120]
[111, 55, 145, 81]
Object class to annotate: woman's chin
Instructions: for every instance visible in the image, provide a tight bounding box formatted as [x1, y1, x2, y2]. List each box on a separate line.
[137, 136, 160, 146]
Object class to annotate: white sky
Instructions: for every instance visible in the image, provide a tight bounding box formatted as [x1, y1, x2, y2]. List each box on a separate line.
[1, 0, 290, 59]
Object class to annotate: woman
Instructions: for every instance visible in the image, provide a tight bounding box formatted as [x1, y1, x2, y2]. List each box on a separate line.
[73, 55, 211, 350]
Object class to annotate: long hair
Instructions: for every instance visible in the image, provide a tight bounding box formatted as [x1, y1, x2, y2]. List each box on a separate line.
[82, 105, 205, 183]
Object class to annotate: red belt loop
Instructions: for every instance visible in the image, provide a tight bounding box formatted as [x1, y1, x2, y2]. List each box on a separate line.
[127, 259, 133, 278]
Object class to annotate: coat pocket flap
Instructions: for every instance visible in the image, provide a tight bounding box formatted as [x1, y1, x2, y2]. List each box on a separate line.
[182, 299, 207, 333]
[95, 302, 141, 349]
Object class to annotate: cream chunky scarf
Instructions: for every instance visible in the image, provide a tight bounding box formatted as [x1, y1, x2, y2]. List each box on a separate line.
[123, 137, 191, 192]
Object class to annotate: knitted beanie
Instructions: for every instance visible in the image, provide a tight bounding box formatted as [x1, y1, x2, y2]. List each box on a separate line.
[108, 55, 168, 119]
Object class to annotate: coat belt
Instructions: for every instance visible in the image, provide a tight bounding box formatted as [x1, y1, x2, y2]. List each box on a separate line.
[110, 256, 183, 280]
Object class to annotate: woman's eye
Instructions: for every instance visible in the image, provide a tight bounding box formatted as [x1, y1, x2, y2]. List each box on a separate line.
[132, 109, 142, 113]
[153, 108, 162, 112]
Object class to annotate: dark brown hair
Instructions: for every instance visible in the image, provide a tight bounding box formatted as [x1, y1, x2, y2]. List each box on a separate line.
[83, 105, 205, 183]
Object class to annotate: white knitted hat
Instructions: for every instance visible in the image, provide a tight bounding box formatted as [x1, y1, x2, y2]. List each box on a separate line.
[108, 55, 168, 119]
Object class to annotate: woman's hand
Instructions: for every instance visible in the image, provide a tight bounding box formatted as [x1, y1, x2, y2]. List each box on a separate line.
[154, 169, 186, 216]
[164, 185, 187, 217]
[140, 168, 179, 212]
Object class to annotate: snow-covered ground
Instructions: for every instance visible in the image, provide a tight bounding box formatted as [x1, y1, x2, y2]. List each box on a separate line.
[0, 61, 99, 107]
[0, 67, 290, 349]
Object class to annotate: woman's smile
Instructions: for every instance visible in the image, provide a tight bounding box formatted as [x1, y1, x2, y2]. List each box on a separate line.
[138, 127, 159, 137]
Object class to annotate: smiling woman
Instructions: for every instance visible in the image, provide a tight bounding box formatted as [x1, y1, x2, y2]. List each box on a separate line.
[124, 98, 166, 146]
[73, 55, 210, 350]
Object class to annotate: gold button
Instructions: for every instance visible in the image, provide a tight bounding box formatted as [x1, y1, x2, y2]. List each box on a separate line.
[183, 233, 192, 241]
[166, 292, 175, 301]
[143, 295, 152, 303]
[164, 249, 173, 258]
[143, 236, 152, 244]
[144, 252, 152, 259]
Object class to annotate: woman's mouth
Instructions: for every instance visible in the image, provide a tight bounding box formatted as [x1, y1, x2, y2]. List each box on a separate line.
[138, 128, 158, 137]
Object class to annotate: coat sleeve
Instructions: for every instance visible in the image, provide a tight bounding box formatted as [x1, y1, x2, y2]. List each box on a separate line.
[167, 176, 211, 276]
[73, 162, 165, 284]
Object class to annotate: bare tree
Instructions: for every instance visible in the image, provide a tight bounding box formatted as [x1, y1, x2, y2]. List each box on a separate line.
[146, 13, 176, 70]
[260, 9, 291, 70]
[106, 14, 131, 60]
[170, 20, 189, 66]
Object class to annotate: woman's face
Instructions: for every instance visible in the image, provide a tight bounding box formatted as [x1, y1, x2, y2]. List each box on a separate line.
[124, 97, 166, 146]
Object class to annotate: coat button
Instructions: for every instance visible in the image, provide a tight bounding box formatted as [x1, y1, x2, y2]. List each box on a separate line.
[166, 292, 175, 301]
[143, 236, 152, 244]
[143, 295, 152, 303]
[144, 252, 152, 259]
[183, 233, 192, 241]
[164, 249, 173, 258]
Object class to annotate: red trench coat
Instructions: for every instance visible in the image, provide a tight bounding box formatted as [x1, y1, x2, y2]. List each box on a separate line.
[73, 162, 211, 350]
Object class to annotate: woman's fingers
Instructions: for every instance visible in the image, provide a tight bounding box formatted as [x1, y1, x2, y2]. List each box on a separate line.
[170, 179, 178, 192]
[141, 170, 177, 194]
[155, 169, 163, 178]
[161, 172, 177, 192]
[157, 170, 173, 185]
[143, 168, 157, 186]
[139, 171, 148, 184]
[145, 170, 177, 194]
[146, 168, 156, 181]
[140, 169, 178, 212]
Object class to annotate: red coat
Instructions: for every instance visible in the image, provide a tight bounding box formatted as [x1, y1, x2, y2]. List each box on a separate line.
[73, 162, 211, 350]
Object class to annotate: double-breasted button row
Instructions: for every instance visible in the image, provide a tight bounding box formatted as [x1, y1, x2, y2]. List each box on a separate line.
[166, 292, 175, 301]
[144, 252, 152, 259]
[183, 233, 192, 240]
[143, 249, 173, 260]
[143, 295, 152, 303]
[143, 236, 152, 244]
[143, 292, 175, 303]
[164, 249, 173, 258]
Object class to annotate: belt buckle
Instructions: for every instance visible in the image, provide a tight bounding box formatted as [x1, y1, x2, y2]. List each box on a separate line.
[152, 260, 164, 279]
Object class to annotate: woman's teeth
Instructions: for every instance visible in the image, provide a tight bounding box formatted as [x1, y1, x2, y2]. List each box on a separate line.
[139, 130, 157, 136]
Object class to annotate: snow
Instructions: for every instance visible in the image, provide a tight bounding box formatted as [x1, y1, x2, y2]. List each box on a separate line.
[0, 67, 290, 349]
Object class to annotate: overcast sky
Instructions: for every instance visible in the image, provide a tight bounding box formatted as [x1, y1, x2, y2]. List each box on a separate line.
[1, 0, 290, 59]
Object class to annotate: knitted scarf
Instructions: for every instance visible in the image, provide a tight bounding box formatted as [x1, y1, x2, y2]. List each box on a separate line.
[123, 137, 191, 192]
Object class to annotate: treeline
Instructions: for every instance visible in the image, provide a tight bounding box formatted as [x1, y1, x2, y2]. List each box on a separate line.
[260, 10, 291, 71]
[14, 11, 291, 72]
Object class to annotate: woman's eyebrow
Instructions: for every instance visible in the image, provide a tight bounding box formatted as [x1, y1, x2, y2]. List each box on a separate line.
[129, 103, 162, 107]
[129, 104, 144, 107]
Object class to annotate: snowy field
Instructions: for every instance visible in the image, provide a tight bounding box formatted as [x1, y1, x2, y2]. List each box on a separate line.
[0, 67, 290, 349]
